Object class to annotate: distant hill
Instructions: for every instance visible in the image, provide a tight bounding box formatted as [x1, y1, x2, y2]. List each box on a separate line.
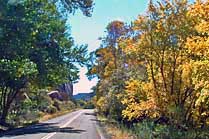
[73, 92, 95, 101]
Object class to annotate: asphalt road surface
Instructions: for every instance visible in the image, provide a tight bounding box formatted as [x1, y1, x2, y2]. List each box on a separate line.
[0, 109, 105, 139]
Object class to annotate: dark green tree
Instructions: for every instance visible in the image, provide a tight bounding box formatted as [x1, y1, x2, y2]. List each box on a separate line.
[0, 0, 93, 125]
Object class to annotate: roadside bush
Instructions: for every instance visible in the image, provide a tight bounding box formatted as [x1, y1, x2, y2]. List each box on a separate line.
[131, 120, 156, 139]
[131, 120, 209, 139]
[53, 100, 61, 111]
[8, 97, 40, 126]
[96, 96, 109, 116]
[76, 99, 86, 107]
[59, 101, 76, 111]
[46, 105, 57, 114]
[76, 99, 95, 109]
[2, 81, 77, 127]
[84, 101, 95, 109]
[34, 90, 53, 112]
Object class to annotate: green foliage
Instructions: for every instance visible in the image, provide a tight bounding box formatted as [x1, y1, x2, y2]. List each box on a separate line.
[7, 89, 77, 125]
[76, 99, 95, 109]
[57, 0, 94, 17]
[76, 99, 86, 107]
[59, 101, 76, 111]
[0, 0, 94, 125]
[132, 121, 155, 139]
[32, 90, 53, 112]
[131, 121, 209, 139]
[48, 100, 76, 114]
[46, 105, 58, 114]
[83, 100, 95, 109]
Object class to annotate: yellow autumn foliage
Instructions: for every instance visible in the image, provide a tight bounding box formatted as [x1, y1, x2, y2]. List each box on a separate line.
[121, 79, 159, 121]
[96, 96, 109, 115]
[91, 0, 209, 128]
[120, 0, 209, 126]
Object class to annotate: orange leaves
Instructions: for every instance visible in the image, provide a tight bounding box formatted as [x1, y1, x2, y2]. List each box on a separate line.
[188, 0, 209, 21]
[195, 20, 209, 34]
[96, 47, 114, 61]
[107, 20, 125, 33]
[121, 38, 137, 55]
[185, 0, 209, 95]
[186, 1, 209, 59]
[186, 36, 209, 57]
[156, 20, 165, 33]
[133, 16, 147, 31]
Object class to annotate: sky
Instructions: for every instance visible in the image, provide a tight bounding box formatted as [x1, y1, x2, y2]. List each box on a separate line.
[68, 0, 149, 94]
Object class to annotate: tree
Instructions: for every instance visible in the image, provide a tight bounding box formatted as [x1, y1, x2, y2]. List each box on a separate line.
[88, 21, 131, 120]
[122, 0, 197, 125]
[0, 59, 37, 125]
[185, 0, 209, 127]
[58, 0, 94, 16]
[121, 0, 209, 127]
[91, 0, 209, 128]
[0, 0, 93, 125]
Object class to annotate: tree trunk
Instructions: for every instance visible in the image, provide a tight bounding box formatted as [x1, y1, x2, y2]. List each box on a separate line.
[0, 89, 19, 127]
[0, 104, 9, 126]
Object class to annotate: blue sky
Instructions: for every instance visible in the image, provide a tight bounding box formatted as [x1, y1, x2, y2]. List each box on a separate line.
[68, 0, 149, 94]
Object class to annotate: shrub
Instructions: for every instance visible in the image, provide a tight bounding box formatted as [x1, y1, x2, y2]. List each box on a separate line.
[59, 101, 76, 111]
[76, 99, 86, 107]
[96, 97, 109, 116]
[130, 120, 209, 139]
[46, 105, 57, 114]
[84, 101, 95, 109]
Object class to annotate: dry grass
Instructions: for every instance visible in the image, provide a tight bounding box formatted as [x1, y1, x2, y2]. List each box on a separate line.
[39, 108, 79, 122]
[97, 115, 136, 139]
[105, 124, 135, 139]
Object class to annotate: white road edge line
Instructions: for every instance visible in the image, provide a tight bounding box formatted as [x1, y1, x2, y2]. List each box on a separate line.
[41, 111, 83, 139]
[96, 125, 106, 139]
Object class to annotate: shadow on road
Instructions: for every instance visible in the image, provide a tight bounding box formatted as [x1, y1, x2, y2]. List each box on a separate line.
[0, 123, 86, 137]
[84, 112, 96, 116]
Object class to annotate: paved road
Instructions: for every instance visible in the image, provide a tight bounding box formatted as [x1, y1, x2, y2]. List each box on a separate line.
[0, 109, 105, 139]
